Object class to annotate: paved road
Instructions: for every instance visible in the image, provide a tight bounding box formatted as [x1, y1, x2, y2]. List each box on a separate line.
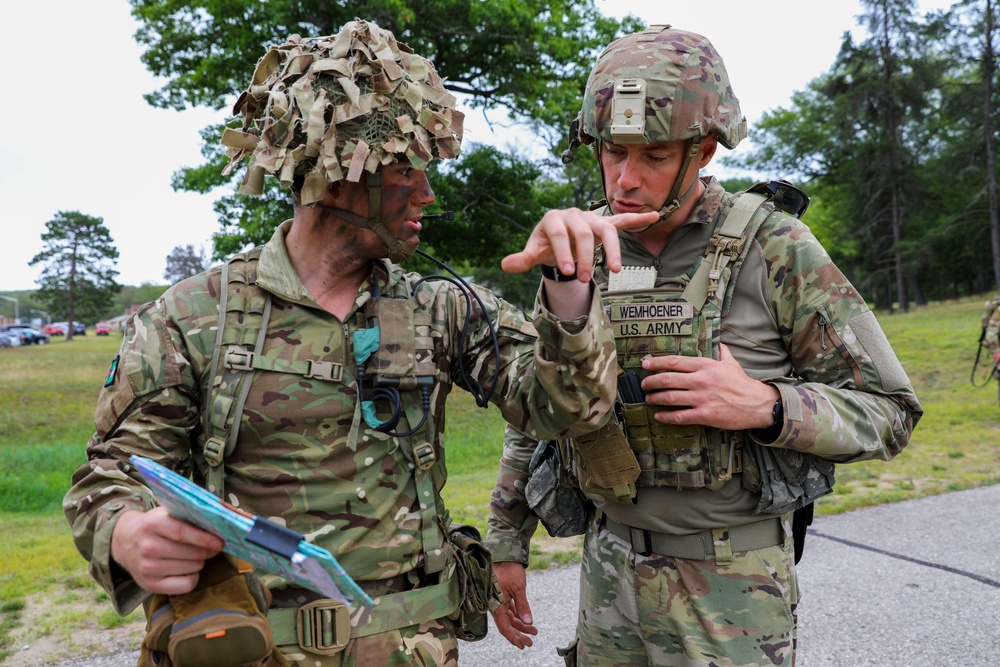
[42, 484, 1000, 666]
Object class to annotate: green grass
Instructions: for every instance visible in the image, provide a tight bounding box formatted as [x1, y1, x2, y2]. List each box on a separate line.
[1, 299, 999, 659]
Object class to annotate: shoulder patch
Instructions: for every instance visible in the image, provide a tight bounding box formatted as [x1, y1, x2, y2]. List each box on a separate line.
[104, 355, 120, 388]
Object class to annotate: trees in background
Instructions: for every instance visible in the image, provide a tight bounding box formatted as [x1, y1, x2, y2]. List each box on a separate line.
[725, 0, 1000, 306]
[164, 244, 209, 283]
[112, 0, 1000, 305]
[29, 212, 121, 340]
[130, 0, 638, 272]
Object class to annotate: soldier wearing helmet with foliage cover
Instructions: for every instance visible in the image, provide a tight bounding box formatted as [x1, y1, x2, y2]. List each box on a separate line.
[486, 24, 923, 666]
[63, 19, 657, 667]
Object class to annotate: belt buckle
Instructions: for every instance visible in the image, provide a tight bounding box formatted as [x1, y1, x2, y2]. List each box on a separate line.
[296, 599, 350, 656]
[224, 347, 254, 371]
[412, 442, 436, 471]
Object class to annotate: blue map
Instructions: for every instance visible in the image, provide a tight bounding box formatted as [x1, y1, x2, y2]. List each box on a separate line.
[130, 455, 373, 608]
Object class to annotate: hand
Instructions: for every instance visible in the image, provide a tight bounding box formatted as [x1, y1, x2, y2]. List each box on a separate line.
[501, 208, 659, 282]
[490, 561, 538, 649]
[111, 507, 224, 595]
[640, 344, 779, 431]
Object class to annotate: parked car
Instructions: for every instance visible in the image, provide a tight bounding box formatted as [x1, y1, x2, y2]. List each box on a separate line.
[0, 324, 49, 345]
[0, 331, 22, 348]
[95, 322, 111, 336]
[46, 321, 86, 336]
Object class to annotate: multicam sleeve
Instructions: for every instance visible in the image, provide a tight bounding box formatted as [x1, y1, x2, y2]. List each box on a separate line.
[756, 213, 923, 463]
[458, 281, 617, 441]
[986, 303, 1000, 357]
[62, 298, 201, 615]
[485, 425, 540, 565]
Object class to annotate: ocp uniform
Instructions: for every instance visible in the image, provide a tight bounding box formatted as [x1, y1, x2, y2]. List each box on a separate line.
[536, 176, 919, 666]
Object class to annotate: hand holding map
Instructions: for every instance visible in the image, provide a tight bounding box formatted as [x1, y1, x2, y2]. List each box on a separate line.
[130, 455, 373, 608]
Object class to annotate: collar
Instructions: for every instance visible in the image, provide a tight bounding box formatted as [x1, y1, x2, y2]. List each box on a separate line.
[255, 220, 401, 309]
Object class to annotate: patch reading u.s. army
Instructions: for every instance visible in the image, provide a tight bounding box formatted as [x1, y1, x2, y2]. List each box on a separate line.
[104, 355, 120, 387]
[610, 302, 693, 337]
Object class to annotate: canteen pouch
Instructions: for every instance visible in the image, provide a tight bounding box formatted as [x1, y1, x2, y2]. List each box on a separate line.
[525, 439, 592, 538]
[448, 523, 503, 642]
[139, 554, 288, 667]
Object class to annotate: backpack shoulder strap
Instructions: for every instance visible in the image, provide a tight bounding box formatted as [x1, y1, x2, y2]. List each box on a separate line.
[202, 247, 271, 498]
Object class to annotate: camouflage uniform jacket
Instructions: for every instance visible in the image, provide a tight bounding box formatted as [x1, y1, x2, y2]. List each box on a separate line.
[985, 298, 1000, 357]
[64, 220, 618, 615]
[487, 177, 923, 564]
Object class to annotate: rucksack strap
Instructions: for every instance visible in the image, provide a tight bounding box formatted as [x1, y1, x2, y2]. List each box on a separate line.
[203, 249, 272, 498]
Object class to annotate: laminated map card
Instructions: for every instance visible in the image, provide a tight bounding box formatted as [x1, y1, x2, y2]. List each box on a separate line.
[130, 455, 373, 608]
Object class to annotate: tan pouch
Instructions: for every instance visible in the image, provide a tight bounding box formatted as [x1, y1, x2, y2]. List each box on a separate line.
[141, 555, 289, 667]
[573, 418, 639, 502]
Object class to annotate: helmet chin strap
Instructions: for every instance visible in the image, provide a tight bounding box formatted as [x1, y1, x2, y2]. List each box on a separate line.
[596, 138, 702, 234]
[653, 138, 702, 221]
[312, 172, 418, 264]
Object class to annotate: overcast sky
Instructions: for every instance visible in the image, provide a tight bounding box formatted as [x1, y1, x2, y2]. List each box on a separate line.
[0, 0, 954, 294]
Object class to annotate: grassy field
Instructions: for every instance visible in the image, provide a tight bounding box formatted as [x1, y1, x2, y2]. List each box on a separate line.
[1, 297, 998, 660]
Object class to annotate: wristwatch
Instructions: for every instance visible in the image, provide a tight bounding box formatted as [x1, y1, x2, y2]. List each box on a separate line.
[540, 264, 578, 282]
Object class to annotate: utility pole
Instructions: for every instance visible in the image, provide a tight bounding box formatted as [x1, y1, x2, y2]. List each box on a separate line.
[0, 295, 18, 323]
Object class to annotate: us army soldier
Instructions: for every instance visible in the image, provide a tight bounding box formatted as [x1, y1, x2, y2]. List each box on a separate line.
[486, 24, 923, 667]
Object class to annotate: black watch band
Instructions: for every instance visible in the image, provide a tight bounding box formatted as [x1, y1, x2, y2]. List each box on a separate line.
[540, 263, 578, 282]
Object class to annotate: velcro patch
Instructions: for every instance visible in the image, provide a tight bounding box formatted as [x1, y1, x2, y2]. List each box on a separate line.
[610, 302, 693, 338]
[104, 355, 120, 387]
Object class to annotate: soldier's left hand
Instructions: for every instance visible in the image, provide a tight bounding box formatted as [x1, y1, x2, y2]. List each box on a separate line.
[640, 344, 779, 431]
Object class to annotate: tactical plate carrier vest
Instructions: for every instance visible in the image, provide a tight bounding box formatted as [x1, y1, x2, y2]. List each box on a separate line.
[573, 188, 834, 515]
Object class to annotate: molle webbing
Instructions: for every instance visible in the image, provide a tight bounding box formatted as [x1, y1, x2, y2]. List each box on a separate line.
[576, 191, 768, 500]
[204, 248, 271, 498]
[681, 192, 767, 310]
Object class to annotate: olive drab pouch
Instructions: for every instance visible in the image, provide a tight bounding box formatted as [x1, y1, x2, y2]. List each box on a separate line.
[525, 439, 592, 538]
[571, 418, 639, 504]
[138, 554, 288, 667]
[448, 523, 503, 642]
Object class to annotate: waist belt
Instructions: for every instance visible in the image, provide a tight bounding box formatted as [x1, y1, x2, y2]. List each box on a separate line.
[268, 575, 459, 653]
[600, 514, 783, 561]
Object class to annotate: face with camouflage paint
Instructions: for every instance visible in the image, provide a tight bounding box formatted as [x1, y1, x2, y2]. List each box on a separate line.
[322, 162, 436, 260]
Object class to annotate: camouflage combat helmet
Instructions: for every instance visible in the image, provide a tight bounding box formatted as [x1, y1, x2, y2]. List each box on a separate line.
[221, 19, 464, 262]
[566, 24, 747, 219]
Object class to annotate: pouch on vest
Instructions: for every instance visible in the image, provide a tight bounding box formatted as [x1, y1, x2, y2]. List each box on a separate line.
[138, 554, 288, 667]
[525, 439, 592, 538]
[448, 523, 504, 642]
[572, 418, 639, 504]
[742, 442, 835, 515]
